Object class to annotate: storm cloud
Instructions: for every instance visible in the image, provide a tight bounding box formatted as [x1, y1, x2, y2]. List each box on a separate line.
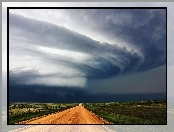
[9, 8, 166, 102]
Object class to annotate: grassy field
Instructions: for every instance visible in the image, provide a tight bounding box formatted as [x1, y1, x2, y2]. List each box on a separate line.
[9, 100, 166, 124]
[9, 103, 78, 124]
[83, 100, 166, 124]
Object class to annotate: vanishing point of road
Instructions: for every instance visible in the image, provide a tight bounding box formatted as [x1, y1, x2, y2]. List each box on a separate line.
[11, 104, 116, 132]
[19, 103, 109, 124]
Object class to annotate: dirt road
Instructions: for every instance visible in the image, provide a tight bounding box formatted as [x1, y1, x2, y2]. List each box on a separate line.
[19, 103, 109, 124]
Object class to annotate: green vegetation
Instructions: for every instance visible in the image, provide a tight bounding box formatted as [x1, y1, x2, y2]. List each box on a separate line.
[9, 103, 78, 124]
[83, 100, 166, 124]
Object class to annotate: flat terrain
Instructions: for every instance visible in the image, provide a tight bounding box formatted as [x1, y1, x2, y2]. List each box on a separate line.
[19, 103, 108, 124]
[83, 100, 166, 124]
[9, 100, 166, 125]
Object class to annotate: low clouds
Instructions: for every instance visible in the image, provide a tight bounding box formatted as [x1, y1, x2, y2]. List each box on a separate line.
[9, 9, 166, 102]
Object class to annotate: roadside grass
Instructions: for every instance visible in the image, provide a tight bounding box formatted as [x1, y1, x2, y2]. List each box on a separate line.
[83, 100, 166, 124]
[9, 103, 78, 124]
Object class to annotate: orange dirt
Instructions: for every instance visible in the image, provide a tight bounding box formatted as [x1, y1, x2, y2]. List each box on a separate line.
[19, 103, 109, 124]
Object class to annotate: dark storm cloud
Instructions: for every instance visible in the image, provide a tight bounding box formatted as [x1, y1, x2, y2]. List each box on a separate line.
[62, 9, 166, 70]
[9, 9, 166, 102]
[9, 13, 141, 79]
[9, 13, 100, 52]
[9, 83, 166, 103]
[67, 9, 166, 48]
[88, 65, 166, 95]
[9, 11, 165, 80]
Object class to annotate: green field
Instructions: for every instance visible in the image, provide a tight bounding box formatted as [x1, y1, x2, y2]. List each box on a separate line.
[9, 100, 166, 125]
[9, 103, 78, 124]
[83, 100, 166, 124]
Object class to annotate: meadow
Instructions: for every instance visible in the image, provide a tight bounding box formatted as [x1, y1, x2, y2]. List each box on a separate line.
[83, 100, 166, 124]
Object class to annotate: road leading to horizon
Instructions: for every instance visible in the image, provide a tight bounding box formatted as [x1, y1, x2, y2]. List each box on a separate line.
[19, 103, 109, 124]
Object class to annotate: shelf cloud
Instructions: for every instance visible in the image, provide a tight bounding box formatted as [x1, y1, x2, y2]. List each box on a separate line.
[9, 9, 166, 102]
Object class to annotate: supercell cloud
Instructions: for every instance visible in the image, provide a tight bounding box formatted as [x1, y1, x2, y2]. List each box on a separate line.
[9, 9, 166, 102]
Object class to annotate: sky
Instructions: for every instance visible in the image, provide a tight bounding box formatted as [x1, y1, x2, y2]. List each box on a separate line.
[4, 7, 167, 103]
